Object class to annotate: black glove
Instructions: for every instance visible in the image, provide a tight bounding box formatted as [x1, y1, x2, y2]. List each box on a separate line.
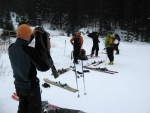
[42, 83, 50, 88]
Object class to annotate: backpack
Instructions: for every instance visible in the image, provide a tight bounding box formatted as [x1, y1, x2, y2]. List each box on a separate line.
[108, 36, 115, 46]
[34, 27, 53, 68]
[79, 49, 88, 60]
[34, 27, 59, 79]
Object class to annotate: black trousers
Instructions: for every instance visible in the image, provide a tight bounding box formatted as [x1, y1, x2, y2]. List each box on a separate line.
[15, 86, 41, 113]
[91, 45, 99, 56]
[73, 46, 81, 62]
[106, 47, 114, 62]
[114, 43, 119, 54]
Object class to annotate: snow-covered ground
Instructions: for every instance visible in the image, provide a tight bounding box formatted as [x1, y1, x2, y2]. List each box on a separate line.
[0, 13, 150, 113]
[0, 24, 150, 113]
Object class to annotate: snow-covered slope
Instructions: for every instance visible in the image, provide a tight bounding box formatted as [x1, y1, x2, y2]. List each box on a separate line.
[0, 27, 150, 113]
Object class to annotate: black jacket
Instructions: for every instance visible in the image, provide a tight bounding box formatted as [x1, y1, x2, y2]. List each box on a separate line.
[8, 38, 50, 89]
[92, 36, 100, 46]
[87, 32, 100, 46]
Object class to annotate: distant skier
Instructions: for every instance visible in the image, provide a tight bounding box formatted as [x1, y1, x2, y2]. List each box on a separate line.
[70, 32, 83, 64]
[87, 32, 100, 57]
[114, 33, 120, 54]
[105, 34, 115, 65]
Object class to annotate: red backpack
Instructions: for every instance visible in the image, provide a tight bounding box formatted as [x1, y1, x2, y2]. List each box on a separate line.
[79, 49, 88, 60]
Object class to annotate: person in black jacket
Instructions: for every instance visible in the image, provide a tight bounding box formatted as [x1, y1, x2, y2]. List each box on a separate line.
[114, 33, 121, 54]
[8, 24, 51, 113]
[88, 32, 100, 57]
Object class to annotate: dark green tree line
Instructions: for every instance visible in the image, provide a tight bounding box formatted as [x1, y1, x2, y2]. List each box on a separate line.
[0, 0, 150, 42]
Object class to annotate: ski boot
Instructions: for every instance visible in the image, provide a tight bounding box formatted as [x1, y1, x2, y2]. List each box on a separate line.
[90, 54, 93, 57]
[108, 61, 113, 65]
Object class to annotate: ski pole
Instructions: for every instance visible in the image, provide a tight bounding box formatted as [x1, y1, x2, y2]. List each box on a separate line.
[71, 51, 73, 61]
[105, 49, 108, 68]
[81, 56, 86, 95]
[101, 38, 104, 51]
[102, 38, 106, 50]
[74, 62, 80, 97]
[103, 38, 107, 67]
[64, 40, 66, 56]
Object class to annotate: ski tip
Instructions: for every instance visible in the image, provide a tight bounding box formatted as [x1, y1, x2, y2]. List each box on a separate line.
[12, 94, 19, 101]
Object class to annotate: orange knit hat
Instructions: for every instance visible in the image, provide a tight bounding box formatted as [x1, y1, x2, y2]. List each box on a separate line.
[17, 24, 32, 38]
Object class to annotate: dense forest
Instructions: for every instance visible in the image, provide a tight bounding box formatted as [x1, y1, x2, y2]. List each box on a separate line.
[0, 0, 150, 42]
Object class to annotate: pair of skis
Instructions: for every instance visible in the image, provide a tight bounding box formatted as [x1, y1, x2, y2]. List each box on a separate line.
[43, 78, 78, 93]
[86, 60, 105, 66]
[83, 66, 118, 74]
[12, 78, 79, 99]
[41, 101, 85, 113]
[11, 94, 85, 113]
[51, 66, 73, 76]
[93, 60, 105, 66]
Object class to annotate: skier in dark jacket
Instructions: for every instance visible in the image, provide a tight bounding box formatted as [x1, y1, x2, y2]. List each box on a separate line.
[114, 33, 120, 54]
[88, 32, 100, 57]
[8, 24, 50, 113]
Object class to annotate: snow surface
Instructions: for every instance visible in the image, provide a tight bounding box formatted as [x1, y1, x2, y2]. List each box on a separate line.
[0, 13, 150, 113]
[0, 26, 150, 113]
